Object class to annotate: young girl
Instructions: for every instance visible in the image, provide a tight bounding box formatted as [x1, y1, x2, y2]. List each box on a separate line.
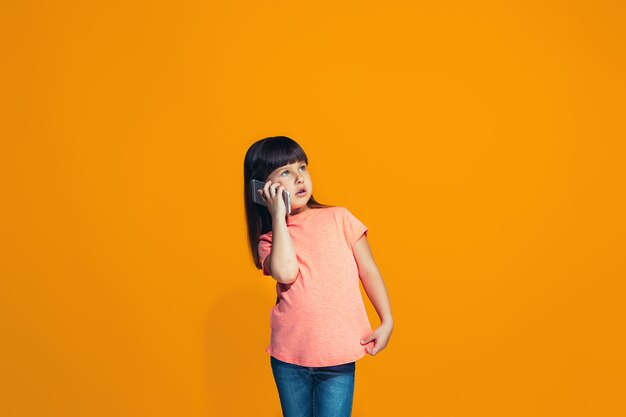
[243, 136, 394, 417]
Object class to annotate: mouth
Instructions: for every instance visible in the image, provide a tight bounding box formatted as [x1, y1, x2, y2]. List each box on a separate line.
[296, 188, 307, 197]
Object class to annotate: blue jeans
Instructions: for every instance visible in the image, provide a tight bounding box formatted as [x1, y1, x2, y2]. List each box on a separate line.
[270, 355, 356, 417]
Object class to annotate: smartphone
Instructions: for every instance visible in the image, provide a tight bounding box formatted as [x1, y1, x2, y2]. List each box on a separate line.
[251, 179, 291, 215]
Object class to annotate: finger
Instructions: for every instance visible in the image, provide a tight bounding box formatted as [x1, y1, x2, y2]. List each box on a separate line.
[273, 184, 283, 198]
[263, 181, 272, 198]
[269, 182, 279, 196]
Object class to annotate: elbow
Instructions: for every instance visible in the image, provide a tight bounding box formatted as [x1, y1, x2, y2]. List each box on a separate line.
[274, 263, 299, 285]
[358, 267, 381, 286]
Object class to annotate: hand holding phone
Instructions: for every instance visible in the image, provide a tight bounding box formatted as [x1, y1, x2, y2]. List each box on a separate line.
[251, 179, 291, 216]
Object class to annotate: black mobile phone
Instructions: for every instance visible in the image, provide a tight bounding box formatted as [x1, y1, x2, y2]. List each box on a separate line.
[251, 179, 291, 215]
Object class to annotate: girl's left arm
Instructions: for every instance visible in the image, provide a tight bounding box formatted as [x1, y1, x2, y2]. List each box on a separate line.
[353, 234, 394, 355]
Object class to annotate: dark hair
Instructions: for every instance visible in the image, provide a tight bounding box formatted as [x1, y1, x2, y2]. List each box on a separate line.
[243, 136, 334, 271]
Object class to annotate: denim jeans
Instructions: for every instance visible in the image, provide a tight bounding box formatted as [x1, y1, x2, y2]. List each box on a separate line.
[270, 355, 356, 417]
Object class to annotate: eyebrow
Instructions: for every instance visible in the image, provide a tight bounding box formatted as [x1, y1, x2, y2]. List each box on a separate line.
[276, 162, 306, 170]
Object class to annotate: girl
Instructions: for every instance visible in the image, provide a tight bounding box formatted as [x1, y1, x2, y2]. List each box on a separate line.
[243, 136, 394, 417]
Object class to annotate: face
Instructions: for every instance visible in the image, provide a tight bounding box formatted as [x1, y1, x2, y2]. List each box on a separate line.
[266, 160, 312, 214]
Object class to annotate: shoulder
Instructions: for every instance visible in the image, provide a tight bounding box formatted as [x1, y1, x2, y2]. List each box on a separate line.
[320, 206, 364, 223]
[319, 206, 348, 217]
[316, 206, 350, 224]
[334, 206, 363, 222]
[298, 206, 346, 222]
[323, 207, 366, 236]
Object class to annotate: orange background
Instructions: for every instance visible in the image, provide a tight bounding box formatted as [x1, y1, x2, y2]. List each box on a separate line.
[1, 1, 625, 416]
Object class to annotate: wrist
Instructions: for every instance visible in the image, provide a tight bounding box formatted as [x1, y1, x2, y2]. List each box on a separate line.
[272, 214, 288, 224]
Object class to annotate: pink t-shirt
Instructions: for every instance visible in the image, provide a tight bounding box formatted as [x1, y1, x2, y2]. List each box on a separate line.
[257, 206, 374, 367]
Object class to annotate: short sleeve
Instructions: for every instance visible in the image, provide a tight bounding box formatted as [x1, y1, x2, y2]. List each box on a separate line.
[257, 232, 273, 276]
[342, 208, 368, 249]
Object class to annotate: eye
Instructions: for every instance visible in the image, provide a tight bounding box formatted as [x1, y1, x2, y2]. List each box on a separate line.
[281, 165, 306, 175]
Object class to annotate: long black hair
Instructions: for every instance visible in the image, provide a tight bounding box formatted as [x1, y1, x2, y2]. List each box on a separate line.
[243, 136, 334, 271]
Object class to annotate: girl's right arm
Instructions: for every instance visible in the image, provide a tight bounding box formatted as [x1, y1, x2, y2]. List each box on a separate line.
[268, 214, 299, 284]
[258, 180, 299, 284]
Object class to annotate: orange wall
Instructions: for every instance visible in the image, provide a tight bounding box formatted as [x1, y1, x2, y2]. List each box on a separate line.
[1, 1, 624, 416]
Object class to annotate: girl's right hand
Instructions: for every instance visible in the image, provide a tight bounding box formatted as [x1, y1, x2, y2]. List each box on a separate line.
[257, 180, 287, 218]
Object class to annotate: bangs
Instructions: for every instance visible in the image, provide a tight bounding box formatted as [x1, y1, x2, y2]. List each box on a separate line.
[252, 136, 309, 180]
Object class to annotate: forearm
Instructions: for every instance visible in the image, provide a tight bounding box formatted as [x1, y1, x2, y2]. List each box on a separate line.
[360, 270, 394, 326]
[269, 215, 298, 284]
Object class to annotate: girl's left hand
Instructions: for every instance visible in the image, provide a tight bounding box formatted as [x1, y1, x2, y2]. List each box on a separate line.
[360, 321, 394, 356]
